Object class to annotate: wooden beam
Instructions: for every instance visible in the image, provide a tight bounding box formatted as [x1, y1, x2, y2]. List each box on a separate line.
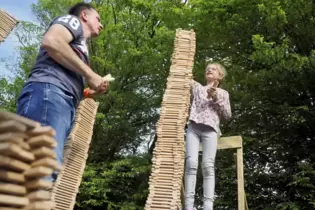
[237, 147, 245, 210]
[199, 135, 242, 151]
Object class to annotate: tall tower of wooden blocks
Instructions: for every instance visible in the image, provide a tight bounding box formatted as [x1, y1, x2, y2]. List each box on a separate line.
[145, 29, 196, 209]
[51, 98, 99, 210]
[0, 9, 18, 43]
[0, 111, 60, 210]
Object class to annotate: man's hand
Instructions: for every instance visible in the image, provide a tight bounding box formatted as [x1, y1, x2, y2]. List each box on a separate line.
[84, 82, 109, 98]
[97, 81, 109, 94]
[86, 72, 106, 91]
[207, 87, 218, 100]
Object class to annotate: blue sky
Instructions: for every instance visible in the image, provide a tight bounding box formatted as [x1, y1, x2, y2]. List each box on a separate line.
[0, 0, 39, 77]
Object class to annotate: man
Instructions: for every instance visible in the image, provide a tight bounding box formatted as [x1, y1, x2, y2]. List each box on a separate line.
[17, 2, 107, 181]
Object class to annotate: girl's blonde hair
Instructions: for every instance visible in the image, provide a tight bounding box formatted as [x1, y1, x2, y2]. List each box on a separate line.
[205, 62, 227, 86]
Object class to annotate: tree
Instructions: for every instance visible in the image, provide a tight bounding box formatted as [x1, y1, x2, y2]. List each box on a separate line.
[187, 0, 315, 209]
[75, 154, 151, 210]
[2, 0, 315, 209]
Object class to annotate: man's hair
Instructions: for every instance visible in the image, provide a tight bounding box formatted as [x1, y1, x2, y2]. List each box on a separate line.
[68, 2, 95, 17]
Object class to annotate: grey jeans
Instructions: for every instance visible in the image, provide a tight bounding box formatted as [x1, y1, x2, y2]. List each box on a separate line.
[184, 122, 218, 210]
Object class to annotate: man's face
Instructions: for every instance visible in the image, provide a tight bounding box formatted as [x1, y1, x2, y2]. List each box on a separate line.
[82, 9, 103, 37]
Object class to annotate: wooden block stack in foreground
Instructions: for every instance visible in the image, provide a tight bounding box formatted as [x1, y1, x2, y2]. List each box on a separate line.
[0, 111, 59, 210]
[51, 98, 99, 210]
[145, 29, 196, 210]
[0, 9, 19, 43]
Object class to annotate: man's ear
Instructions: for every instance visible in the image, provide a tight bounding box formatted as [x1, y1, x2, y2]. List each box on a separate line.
[81, 11, 88, 22]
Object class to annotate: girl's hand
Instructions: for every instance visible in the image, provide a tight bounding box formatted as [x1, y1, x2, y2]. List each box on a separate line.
[207, 87, 218, 100]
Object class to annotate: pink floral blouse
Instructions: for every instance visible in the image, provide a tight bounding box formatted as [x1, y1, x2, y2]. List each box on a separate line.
[188, 80, 232, 135]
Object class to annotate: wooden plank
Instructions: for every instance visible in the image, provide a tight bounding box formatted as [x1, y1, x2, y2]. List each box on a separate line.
[0, 121, 27, 133]
[24, 166, 54, 178]
[0, 111, 40, 129]
[24, 200, 54, 210]
[0, 155, 30, 172]
[0, 133, 30, 150]
[27, 135, 56, 148]
[0, 133, 24, 144]
[0, 193, 29, 206]
[28, 190, 51, 200]
[237, 147, 245, 210]
[0, 142, 35, 162]
[0, 207, 25, 210]
[199, 136, 242, 151]
[31, 147, 56, 159]
[0, 170, 25, 183]
[0, 182, 27, 195]
[31, 157, 60, 171]
[28, 126, 56, 137]
[25, 179, 52, 190]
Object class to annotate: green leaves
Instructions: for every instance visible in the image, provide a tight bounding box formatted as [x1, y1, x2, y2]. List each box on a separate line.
[76, 155, 151, 210]
[2, 0, 315, 209]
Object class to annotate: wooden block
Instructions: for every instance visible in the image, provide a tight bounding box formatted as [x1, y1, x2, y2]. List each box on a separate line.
[0, 121, 26, 133]
[0, 133, 25, 144]
[0, 111, 40, 129]
[0, 182, 27, 195]
[24, 166, 53, 178]
[31, 157, 60, 171]
[0, 142, 35, 162]
[19, 141, 30, 151]
[31, 147, 56, 159]
[27, 135, 56, 148]
[0, 155, 30, 172]
[0, 132, 31, 150]
[0, 193, 29, 206]
[28, 190, 51, 201]
[28, 126, 56, 137]
[24, 200, 54, 210]
[25, 179, 52, 190]
[0, 170, 25, 183]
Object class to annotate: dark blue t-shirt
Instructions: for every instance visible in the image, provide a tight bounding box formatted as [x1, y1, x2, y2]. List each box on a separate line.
[26, 14, 90, 108]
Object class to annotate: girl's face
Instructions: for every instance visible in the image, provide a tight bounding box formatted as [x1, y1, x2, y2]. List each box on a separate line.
[205, 64, 221, 82]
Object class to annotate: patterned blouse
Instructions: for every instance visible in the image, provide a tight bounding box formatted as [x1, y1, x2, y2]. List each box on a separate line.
[188, 80, 232, 135]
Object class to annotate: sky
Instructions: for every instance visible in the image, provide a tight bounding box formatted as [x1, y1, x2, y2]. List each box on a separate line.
[0, 0, 39, 77]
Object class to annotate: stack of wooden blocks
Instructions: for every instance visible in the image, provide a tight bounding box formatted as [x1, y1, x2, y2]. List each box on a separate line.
[51, 98, 99, 210]
[0, 111, 59, 210]
[0, 9, 18, 43]
[145, 29, 196, 209]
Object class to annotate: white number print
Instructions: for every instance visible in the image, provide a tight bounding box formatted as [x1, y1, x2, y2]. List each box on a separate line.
[57, 15, 80, 30]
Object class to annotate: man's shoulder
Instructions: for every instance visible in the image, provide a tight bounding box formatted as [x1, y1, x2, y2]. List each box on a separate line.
[48, 14, 83, 39]
[50, 14, 80, 25]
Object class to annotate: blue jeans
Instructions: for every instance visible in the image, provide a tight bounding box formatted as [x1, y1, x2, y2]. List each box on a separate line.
[17, 82, 76, 181]
[185, 122, 218, 210]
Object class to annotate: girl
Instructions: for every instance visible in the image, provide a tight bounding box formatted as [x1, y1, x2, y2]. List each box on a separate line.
[185, 63, 232, 210]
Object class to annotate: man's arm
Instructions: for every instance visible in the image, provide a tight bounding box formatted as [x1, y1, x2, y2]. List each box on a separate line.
[41, 24, 103, 90]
